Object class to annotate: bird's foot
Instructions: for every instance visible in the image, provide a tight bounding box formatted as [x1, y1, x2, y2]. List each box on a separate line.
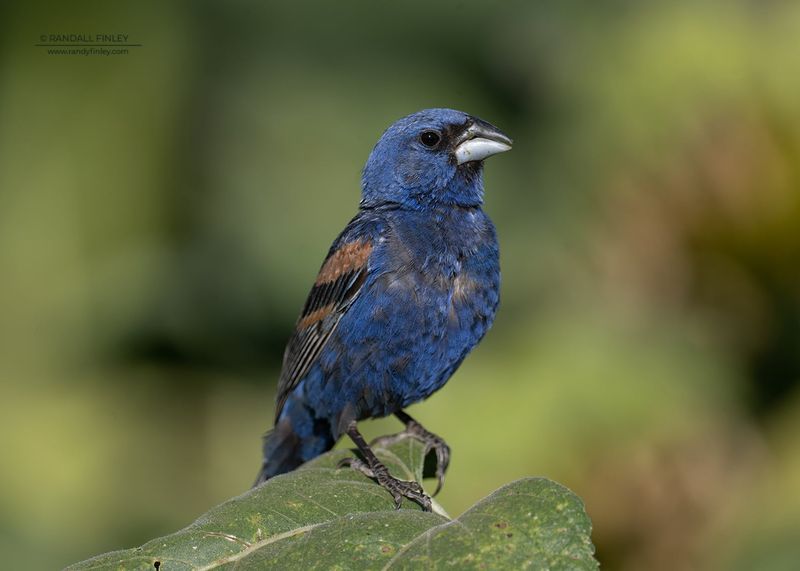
[372, 418, 451, 496]
[338, 456, 432, 512]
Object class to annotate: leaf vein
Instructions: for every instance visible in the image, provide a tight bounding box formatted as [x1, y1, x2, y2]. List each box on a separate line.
[195, 523, 319, 571]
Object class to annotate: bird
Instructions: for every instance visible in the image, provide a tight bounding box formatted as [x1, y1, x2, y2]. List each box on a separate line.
[254, 108, 511, 510]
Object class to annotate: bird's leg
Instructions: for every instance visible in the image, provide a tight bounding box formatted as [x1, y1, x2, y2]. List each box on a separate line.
[338, 421, 432, 512]
[371, 410, 451, 496]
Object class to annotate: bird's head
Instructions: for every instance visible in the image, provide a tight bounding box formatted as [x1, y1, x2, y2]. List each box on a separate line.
[361, 108, 512, 210]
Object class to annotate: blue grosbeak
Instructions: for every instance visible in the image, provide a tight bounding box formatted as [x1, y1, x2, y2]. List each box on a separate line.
[255, 109, 512, 510]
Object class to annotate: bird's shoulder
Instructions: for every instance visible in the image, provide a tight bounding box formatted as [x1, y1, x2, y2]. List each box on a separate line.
[322, 210, 386, 263]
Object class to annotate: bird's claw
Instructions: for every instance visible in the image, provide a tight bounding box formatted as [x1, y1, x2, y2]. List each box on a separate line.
[381, 474, 431, 511]
[339, 454, 432, 511]
[409, 421, 451, 496]
[372, 420, 451, 496]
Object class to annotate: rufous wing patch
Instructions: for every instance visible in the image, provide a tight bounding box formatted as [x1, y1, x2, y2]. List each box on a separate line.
[297, 305, 334, 330]
[316, 240, 373, 285]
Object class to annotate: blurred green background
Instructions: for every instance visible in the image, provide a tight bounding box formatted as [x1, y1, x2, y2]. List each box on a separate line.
[2, 1, 800, 569]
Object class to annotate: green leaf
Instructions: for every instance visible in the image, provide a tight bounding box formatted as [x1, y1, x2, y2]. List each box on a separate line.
[68, 437, 597, 570]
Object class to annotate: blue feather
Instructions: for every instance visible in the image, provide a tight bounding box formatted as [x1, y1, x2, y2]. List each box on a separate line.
[255, 109, 508, 484]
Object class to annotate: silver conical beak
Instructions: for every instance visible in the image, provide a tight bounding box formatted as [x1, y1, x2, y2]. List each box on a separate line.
[454, 118, 513, 165]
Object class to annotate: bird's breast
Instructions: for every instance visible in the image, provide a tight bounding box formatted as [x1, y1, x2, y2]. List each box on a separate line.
[375, 216, 499, 344]
[321, 208, 499, 415]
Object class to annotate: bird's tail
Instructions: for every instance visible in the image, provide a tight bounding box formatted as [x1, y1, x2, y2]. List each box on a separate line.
[253, 406, 336, 486]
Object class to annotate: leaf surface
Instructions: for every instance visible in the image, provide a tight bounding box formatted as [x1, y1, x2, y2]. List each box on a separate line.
[69, 437, 597, 570]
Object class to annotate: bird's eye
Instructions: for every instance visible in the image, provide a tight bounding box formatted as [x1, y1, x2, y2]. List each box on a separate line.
[419, 130, 441, 148]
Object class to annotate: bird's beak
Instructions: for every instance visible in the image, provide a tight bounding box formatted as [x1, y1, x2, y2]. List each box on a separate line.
[454, 118, 513, 165]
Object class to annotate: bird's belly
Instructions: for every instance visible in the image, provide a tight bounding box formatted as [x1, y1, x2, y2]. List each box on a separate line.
[309, 266, 496, 421]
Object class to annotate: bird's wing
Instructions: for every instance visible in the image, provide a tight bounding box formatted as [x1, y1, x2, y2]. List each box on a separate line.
[274, 236, 374, 421]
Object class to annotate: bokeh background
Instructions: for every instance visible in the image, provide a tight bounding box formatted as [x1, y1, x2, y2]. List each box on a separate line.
[2, 1, 800, 569]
